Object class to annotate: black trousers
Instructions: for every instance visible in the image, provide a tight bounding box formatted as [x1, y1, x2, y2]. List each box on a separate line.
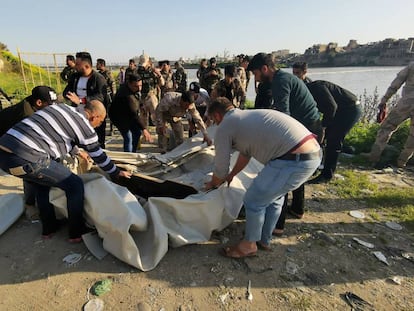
[275, 119, 323, 230]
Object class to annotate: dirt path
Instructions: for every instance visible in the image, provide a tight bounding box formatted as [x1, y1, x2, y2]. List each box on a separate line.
[0, 132, 413, 311]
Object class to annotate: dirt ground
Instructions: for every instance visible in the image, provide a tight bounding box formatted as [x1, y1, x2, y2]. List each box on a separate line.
[0, 129, 413, 311]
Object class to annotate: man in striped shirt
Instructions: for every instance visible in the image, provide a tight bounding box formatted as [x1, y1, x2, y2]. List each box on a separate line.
[0, 100, 131, 242]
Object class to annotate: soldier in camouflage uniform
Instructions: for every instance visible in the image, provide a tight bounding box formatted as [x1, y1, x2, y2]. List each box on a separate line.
[236, 55, 250, 109]
[211, 65, 245, 108]
[159, 60, 174, 98]
[125, 58, 137, 76]
[96, 58, 116, 100]
[173, 61, 187, 93]
[155, 91, 212, 153]
[137, 54, 165, 128]
[202, 57, 222, 95]
[364, 61, 414, 167]
[97, 58, 117, 135]
[60, 55, 77, 83]
[197, 58, 208, 89]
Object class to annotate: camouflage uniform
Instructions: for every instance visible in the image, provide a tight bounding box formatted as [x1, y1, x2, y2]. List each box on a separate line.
[155, 92, 207, 152]
[203, 66, 222, 95]
[137, 66, 163, 127]
[160, 69, 174, 98]
[60, 66, 77, 83]
[211, 79, 245, 108]
[236, 66, 247, 109]
[197, 66, 208, 90]
[98, 69, 116, 101]
[173, 67, 187, 93]
[368, 62, 414, 167]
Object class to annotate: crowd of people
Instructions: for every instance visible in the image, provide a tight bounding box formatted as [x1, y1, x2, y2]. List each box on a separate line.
[0, 49, 413, 259]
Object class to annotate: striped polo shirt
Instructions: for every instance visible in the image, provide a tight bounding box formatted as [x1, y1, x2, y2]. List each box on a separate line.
[0, 103, 119, 176]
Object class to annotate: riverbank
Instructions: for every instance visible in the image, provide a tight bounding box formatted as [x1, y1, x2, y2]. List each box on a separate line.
[0, 127, 413, 310]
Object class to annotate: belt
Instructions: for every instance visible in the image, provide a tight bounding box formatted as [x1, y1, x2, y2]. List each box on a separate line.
[277, 150, 321, 161]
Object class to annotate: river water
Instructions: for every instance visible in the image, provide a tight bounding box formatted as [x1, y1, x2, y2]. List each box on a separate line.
[185, 66, 404, 102]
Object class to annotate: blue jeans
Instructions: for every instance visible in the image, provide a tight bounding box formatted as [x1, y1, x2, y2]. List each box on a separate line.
[119, 124, 142, 152]
[0, 150, 86, 238]
[243, 156, 321, 246]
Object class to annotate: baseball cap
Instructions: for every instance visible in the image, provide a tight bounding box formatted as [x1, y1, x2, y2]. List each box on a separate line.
[189, 82, 200, 93]
[139, 54, 150, 65]
[30, 86, 58, 104]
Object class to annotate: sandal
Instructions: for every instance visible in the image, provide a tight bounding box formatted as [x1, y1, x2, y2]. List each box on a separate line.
[220, 244, 257, 258]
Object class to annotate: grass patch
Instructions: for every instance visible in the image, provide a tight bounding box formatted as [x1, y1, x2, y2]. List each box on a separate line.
[331, 169, 414, 229]
[330, 170, 378, 197]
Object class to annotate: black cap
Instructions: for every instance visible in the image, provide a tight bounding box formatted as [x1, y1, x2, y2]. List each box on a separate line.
[189, 82, 200, 93]
[30, 86, 58, 104]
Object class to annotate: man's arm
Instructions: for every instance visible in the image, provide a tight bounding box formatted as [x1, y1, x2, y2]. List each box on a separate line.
[188, 104, 212, 145]
[381, 65, 410, 105]
[271, 77, 291, 114]
[205, 153, 251, 190]
[226, 153, 251, 185]
[311, 85, 337, 128]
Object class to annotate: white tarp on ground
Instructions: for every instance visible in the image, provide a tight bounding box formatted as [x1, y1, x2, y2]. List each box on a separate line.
[1, 127, 263, 271]
[53, 128, 263, 271]
[0, 193, 24, 236]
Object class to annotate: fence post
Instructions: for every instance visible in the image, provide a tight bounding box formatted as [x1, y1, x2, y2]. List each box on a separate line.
[17, 48, 28, 93]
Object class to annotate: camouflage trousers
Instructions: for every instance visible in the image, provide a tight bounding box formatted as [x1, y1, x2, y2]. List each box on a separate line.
[156, 117, 184, 153]
[140, 92, 159, 128]
[370, 97, 414, 166]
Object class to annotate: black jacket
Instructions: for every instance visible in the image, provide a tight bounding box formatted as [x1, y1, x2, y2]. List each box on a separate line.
[307, 80, 357, 127]
[63, 70, 109, 107]
[109, 84, 145, 132]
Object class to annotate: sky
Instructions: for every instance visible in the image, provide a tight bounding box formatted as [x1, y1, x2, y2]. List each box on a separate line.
[1, 0, 413, 64]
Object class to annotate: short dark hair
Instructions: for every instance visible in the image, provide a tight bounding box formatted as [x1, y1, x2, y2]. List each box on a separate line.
[181, 91, 195, 104]
[246, 53, 275, 71]
[292, 62, 308, 71]
[96, 58, 106, 66]
[158, 60, 169, 66]
[126, 72, 142, 82]
[75, 51, 92, 66]
[129, 59, 135, 64]
[208, 97, 233, 115]
[224, 65, 236, 77]
[66, 55, 75, 61]
[209, 57, 217, 64]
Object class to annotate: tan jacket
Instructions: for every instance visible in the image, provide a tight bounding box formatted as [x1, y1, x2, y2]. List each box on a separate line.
[155, 92, 207, 134]
[383, 61, 414, 102]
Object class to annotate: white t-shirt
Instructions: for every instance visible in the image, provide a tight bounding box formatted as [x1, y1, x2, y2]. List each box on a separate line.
[76, 77, 89, 99]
